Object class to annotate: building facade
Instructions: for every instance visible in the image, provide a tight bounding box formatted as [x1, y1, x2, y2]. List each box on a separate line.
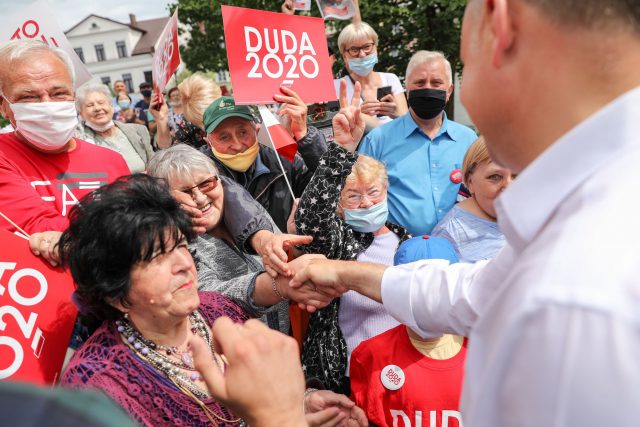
[65, 14, 170, 95]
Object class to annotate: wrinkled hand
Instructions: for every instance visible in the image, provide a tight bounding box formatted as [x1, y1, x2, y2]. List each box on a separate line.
[252, 230, 313, 277]
[274, 86, 309, 141]
[29, 231, 62, 267]
[287, 198, 299, 235]
[171, 189, 207, 235]
[149, 92, 169, 124]
[361, 94, 397, 118]
[281, 0, 295, 14]
[285, 254, 332, 312]
[190, 318, 307, 427]
[305, 389, 368, 427]
[332, 80, 365, 153]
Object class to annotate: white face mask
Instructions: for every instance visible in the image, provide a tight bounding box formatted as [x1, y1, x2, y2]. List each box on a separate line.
[85, 119, 115, 133]
[8, 101, 78, 152]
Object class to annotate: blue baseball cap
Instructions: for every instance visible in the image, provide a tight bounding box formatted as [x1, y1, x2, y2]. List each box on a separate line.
[394, 235, 459, 266]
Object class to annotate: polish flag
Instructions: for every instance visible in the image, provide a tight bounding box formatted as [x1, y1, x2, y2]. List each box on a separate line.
[257, 105, 298, 163]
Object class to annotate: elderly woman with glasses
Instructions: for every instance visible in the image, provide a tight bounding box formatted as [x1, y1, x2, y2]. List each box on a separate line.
[334, 22, 408, 128]
[60, 174, 365, 426]
[75, 83, 154, 173]
[295, 81, 411, 393]
[146, 144, 325, 334]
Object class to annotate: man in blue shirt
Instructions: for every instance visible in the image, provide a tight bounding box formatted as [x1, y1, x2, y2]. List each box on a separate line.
[359, 50, 477, 235]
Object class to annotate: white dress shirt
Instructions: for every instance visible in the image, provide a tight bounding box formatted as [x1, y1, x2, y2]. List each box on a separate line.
[381, 87, 640, 427]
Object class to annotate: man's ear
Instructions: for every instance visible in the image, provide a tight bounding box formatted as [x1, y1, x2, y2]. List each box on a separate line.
[487, 0, 516, 68]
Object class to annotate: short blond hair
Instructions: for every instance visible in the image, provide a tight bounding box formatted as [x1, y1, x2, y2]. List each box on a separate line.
[337, 22, 379, 54]
[345, 154, 388, 188]
[462, 137, 491, 186]
[179, 73, 221, 129]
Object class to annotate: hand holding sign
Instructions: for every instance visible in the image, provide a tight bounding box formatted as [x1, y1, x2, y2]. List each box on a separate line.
[274, 86, 309, 141]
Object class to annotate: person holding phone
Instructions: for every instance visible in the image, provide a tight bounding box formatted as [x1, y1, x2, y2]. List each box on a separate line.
[334, 22, 408, 128]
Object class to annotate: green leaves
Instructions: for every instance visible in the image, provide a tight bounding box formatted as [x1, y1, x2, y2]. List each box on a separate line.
[170, 0, 467, 81]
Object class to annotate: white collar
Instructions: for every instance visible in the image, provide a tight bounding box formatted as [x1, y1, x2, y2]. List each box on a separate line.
[496, 86, 640, 251]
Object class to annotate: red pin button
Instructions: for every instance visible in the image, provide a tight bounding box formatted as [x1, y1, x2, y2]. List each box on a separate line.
[450, 169, 463, 184]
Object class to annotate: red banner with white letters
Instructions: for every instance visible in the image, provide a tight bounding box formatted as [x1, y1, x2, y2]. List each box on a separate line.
[221, 5, 335, 105]
[0, 230, 76, 385]
[152, 9, 181, 95]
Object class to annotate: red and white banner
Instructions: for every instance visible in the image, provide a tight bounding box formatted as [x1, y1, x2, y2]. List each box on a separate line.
[0, 230, 77, 385]
[316, 0, 357, 20]
[221, 6, 334, 105]
[257, 105, 298, 163]
[0, 0, 92, 87]
[152, 9, 181, 96]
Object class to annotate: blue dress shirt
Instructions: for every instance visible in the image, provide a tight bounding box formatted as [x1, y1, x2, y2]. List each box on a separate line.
[359, 112, 476, 235]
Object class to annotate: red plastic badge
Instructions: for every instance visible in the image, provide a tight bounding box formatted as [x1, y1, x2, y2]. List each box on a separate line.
[450, 169, 463, 184]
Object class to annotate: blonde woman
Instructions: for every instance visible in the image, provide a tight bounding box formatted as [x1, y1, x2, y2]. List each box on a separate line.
[431, 137, 514, 261]
[334, 22, 408, 128]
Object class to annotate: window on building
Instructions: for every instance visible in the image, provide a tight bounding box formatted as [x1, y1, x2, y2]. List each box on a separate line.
[95, 44, 106, 62]
[101, 76, 111, 87]
[122, 73, 134, 93]
[116, 41, 127, 58]
[143, 71, 153, 85]
[74, 47, 85, 63]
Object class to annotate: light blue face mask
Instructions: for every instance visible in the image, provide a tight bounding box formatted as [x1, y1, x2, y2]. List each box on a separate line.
[118, 100, 131, 109]
[348, 54, 378, 77]
[343, 198, 388, 233]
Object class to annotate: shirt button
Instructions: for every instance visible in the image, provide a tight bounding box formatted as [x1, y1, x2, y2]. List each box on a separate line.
[433, 186, 439, 191]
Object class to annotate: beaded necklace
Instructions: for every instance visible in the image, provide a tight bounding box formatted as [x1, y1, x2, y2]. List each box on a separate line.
[117, 311, 243, 425]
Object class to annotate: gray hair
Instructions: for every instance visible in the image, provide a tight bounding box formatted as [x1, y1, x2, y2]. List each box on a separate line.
[75, 83, 112, 112]
[0, 40, 76, 97]
[405, 50, 453, 85]
[147, 144, 219, 186]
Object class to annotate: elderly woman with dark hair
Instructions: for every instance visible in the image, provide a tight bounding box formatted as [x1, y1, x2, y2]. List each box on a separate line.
[75, 83, 154, 172]
[60, 174, 366, 427]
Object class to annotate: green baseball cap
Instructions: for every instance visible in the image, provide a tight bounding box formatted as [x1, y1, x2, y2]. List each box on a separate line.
[203, 96, 255, 134]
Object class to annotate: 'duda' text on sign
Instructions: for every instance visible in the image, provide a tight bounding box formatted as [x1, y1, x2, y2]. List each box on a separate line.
[221, 5, 335, 105]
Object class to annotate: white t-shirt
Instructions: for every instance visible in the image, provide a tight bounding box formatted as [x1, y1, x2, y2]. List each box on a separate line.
[333, 72, 404, 125]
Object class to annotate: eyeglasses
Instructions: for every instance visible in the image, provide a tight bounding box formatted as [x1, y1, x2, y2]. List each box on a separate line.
[343, 188, 384, 206]
[345, 42, 375, 58]
[181, 175, 219, 198]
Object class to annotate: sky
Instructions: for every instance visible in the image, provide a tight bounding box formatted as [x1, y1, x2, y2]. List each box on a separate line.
[0, 0, 174, 31]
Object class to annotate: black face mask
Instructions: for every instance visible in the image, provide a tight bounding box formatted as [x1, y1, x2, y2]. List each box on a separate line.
[141, 89, 152, 98]
[408, 88, 447, 120]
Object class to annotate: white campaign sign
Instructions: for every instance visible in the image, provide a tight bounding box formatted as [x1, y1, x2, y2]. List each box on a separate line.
[0, 0, 92, 87]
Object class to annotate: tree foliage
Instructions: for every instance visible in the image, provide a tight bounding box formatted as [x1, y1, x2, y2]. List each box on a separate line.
[169, 0, 467, 80]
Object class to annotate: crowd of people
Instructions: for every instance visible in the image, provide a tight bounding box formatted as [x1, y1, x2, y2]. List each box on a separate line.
[1, 0, 639, 425]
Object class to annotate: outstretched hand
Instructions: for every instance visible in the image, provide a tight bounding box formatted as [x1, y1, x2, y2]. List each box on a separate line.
[274, 86, 309, 141]
[251, 230, 314, 277]
[332, 80, 365, 153]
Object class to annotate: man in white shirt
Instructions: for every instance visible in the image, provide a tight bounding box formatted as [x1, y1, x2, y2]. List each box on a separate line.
[284, 0, 640, 426]
[189, 0, 640, 425]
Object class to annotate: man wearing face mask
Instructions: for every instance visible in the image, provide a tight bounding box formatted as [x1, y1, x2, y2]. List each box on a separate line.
[358, 50, 477, 236]
[201, 91, 327, 232]
[0, 40, 130, 263]
[134, 81, 157, 137]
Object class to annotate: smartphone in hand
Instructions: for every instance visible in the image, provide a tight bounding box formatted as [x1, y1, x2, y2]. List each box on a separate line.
[376, 86, 392, 101]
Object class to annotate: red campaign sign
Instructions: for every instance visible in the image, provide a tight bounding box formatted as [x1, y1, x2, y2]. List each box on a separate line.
[222, 5, 335, 105]
[0, 230, 76, 385]
[152, 9, 181, 95]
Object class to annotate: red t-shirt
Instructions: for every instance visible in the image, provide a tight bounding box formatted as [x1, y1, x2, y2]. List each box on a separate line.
[0, 133, 130, 234]
[350, 325, 467, 427]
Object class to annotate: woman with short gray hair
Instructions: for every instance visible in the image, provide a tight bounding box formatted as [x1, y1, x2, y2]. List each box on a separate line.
[146, 144, 323, 334]
[75, 83, 154, 173]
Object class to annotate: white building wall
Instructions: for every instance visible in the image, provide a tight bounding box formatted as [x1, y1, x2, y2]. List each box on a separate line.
[66, 17, 153, 95]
